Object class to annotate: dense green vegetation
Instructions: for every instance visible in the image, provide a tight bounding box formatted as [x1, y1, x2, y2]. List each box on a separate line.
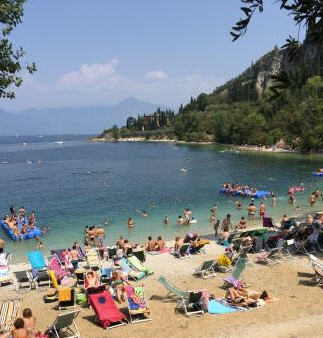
[173, 74, 323, 152]
[99, 109, 176, 141]
[0, 0, 36, 99]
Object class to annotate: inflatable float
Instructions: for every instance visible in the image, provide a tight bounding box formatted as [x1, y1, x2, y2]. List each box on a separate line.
[219, 188, 271, 198]
[312, 172, 323, 176]
[0, 220, 42, 241]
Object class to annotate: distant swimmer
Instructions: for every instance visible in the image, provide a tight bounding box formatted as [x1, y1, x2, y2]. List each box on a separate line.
[128, 217, 135, 228]
[136, 209, 148, 217]
[163, 216, 169, 224]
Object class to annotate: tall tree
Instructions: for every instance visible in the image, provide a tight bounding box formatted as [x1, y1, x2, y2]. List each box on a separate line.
[0, 0, 36, 99]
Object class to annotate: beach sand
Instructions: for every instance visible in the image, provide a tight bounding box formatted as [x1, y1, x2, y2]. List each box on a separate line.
[2, 241, 323, 338]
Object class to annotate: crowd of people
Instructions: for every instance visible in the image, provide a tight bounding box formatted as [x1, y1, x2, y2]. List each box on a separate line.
[221, 183, 263, 197]
[2, 207, 37, 238]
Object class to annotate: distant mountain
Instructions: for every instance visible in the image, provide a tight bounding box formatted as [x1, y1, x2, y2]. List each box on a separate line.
[0, 98, 161, 136]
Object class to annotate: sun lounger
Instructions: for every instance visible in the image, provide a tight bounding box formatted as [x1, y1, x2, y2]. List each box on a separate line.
[100, 267, 113, 285]
[86, 249, 102, 269]
[132, 249, 146, 263]
[308, 254, 323, 286]
[157, 276, 190, 299]
[118, 258, 146, 280]
[48, 255, 69, 281]
[27, 250, 47, 270]
[0, 265, 12, 287]
[14, 271, 32, 291]
[0, 298, 21, 332]
[58, 287, 76, 310]
[193, 260, 217, 279]
[176, 291, 204, 316]
[127, 256, 153, 276]
[223, 255, 248, 287]
[125, 285, 151, 324]
[46, 310, 80, 338]
[88, 290, 128, 329]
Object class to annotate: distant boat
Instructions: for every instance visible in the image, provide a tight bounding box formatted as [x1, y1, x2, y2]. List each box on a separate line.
[26, 160, 33, 164]
[0, 161, 8, 164]
[54, 141, 64, 145]
[180, 168, 187, 172]
[22, 142, 27, 146]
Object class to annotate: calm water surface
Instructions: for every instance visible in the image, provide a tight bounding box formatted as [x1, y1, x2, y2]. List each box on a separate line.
[0, 136, 323, 261]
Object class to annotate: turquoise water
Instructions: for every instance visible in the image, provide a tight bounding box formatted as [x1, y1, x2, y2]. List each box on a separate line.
[0, 136, 323, 261]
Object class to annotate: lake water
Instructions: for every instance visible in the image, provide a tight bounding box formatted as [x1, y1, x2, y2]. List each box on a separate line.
[0, 136, 323, 261]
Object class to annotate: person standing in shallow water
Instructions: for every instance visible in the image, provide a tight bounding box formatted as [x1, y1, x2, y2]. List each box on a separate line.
[128, 217, 135, 228]
[214, 220, 220, 239]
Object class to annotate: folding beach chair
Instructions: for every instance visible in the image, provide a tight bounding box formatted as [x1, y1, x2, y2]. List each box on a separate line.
[193, 260, 216, 279]
[176, 291, 204, 317]
[308, 254, 323, 286]
[47, 310, 80, 338]
[57, 287, 76, 311]
[127, 256, 153, 276]
[27, 251, 51, 288]
[27, 250, 47, 270]
[125, 285, 151, 324]
[223, 255, 248, 287]
[14, 271, 32, 292]
[100, 267, 113, 285]
[88, 290, 128, 329]
[0, 299, 21, 332]
[178, 243, 191, 258]
[75, 269, 86, 287]
[86, 248, 102, 270]
[118, 258, 146, 280]
[132, 249, 146, 263]
[48, 255, 69, 281]
[157, 276, 190, 299]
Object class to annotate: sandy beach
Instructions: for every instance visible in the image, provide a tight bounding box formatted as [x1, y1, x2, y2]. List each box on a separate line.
[2, 239, 323, 338]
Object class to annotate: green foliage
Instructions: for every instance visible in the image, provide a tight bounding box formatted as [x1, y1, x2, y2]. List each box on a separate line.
[0, 0, 36, 99]
[111, 125, 120, 140]
[126, 108, 175, 131]
[173, 75, 323, 152]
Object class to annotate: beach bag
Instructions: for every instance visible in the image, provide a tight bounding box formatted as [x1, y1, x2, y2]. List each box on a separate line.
[76, 293, 87, 305]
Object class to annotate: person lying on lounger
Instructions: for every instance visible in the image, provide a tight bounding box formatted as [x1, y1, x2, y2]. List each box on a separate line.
[226, 286, 273, 307]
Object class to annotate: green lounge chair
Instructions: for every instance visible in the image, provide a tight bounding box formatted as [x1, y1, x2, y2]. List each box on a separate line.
[193, 260, 216, 279]
[128, 256, 153, 276]
[157, 276, 189, 299]
[47, 310, 80, 338]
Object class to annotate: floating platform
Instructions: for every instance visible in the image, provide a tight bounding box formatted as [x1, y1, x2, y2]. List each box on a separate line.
[0, 220, 42, 241]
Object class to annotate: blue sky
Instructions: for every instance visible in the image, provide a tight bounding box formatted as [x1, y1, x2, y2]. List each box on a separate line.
[3, 0, 302, 110]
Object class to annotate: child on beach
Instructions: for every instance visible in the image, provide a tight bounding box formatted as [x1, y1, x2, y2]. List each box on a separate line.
[22, 308, 36, 336]
[12, 318, 28, 338]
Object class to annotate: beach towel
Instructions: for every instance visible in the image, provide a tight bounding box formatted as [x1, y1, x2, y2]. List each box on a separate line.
[48, 256, 69, 281]
[58, 288, 72, 302]
[88, 290, 126, 329]
[207, 300, 238, 314]
[147, 247, 171, 255]
[48, 270, 59, 289]
[125, 285, 146, 309]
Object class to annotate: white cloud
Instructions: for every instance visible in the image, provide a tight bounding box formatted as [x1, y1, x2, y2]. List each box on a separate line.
[145, 70, 168, 81]
[3, 59, 226, 110]
[58, 58, 120, 88]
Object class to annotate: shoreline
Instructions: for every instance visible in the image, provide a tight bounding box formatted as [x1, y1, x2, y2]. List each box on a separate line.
[89, 137, 295, 153]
